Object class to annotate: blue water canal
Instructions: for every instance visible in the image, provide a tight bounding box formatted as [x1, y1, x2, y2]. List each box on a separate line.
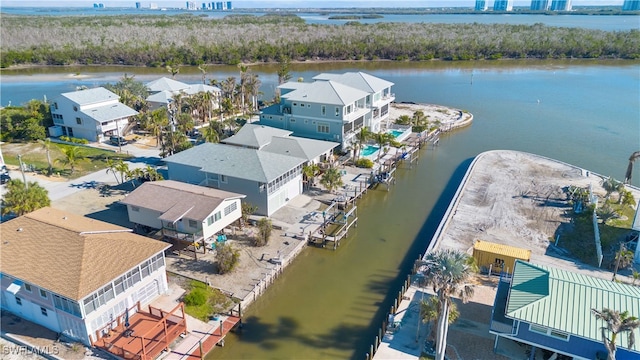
[2, 59, 638, 359]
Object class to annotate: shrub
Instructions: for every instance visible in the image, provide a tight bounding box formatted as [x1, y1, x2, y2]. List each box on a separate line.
[216, 243, 240, 274]
[183, 288, 208, 306]
[355, 158, 374, 168]
[60, 135, 70, 142]
[254, 218, 272, 246]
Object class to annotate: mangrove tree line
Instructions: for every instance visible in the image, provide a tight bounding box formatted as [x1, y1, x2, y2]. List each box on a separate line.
[1, 14, 638, 68]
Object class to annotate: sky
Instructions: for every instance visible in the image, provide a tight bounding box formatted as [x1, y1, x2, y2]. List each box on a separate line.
[0, 1, 627, 8]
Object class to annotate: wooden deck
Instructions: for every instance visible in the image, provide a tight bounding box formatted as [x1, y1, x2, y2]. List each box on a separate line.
[93, 303, 187, 360]
[178, 316, 241, 360]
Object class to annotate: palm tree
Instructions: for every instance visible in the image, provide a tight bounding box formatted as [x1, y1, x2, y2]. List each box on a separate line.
[246, 73, 262, 113]
[591, 308, 640, 360]
[1, 179, 51, 216]
[202, 121, 220, 143]
[353, 127, 371, 163]
[420, 296, 460, 343]
[105, 157, 121, 184]
[166, 64, 180, 79]
[302, 163, 320, 190]
[624, 151, 640, 184]
[320, 167, 344, 194]
[417, 249, 476, 360]
[601, 177, 621, 200]
[147, 108, 168, 147]
[38, 138, 54, 176]
[55, 146, 86, 174]
[113, 159, 130, 184]
[198, 63, 207, 84]
[632, 270, 639, 286]
[612, 244, 634, 281]
[373, 132, 395, 162]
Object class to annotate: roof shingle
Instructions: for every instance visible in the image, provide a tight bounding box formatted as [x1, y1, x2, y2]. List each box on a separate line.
[0, 207, 169, 300]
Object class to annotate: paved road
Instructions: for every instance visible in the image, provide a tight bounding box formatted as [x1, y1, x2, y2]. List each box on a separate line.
[1, 142, 163, 202]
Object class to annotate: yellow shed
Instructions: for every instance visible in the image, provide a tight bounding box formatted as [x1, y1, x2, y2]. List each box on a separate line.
[472, 240, 531, 275]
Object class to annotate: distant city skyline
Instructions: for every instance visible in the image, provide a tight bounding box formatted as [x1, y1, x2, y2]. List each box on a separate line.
[0, 0, 626, 8]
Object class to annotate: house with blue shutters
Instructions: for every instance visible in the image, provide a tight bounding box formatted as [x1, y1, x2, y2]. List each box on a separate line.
[259, 72, 394, 149]
[490, 260, 640, 360]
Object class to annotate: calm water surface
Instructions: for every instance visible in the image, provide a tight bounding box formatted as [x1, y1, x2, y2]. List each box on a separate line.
[1, 61, 638, 359]
[1, 7, 638, 30]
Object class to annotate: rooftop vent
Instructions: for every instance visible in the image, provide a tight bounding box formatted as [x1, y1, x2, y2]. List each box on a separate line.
[17, 228, 23, 232]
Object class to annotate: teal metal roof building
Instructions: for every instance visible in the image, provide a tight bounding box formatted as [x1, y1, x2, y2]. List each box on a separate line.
[490, 260, 640, 359]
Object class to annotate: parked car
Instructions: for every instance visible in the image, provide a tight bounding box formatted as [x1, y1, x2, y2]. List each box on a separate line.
[1, 172, 11, 185]
[109, 136, 128, 146]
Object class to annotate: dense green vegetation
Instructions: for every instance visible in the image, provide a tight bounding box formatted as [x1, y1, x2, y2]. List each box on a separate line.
[182, 280, 234, 321]
[1, 14, 638, 68]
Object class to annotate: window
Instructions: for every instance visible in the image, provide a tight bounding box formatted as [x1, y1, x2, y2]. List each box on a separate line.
[53, 295, 81, 317]
[76, 117, 82, 125]
[529, 324, 569, 341]
[24, 284, 32, 292]
[73, 106, 78, 112]
[549, 330, 569, 340]
[321, 105, 326, 116]
[188, 219, 198, 228]
[40, 289, 47, 299]
[335, 107, 340, 116]
[54, 102, 58, 110]
[102, 121, 108, 126]
[41, 307, 48, 316]
[214, 212, 221, 221]
[15, 297, 22, 306]
[220, 175, 227, 183]
[293, 102, 297, 106]
[207, 215, 214, 226]
[141, 260, 151, 278]
[529, 324, 547, 334]
[224, 202, 237, 216]
[307, 104, 311, 108]
[131, 206, 140, 212]
[300, 103, 304, 107]
[317, 123, 330, 134]
[290, 118, 296, 123]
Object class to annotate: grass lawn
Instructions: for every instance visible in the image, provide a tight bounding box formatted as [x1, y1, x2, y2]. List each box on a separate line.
[558, 200, 635, 267]
[2, 141, 131, 179]
[183, 280, 235, 322]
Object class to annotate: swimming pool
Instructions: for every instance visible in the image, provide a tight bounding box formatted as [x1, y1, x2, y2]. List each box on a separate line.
[387, 129, 404, 138]
[361, 145, 380, 157]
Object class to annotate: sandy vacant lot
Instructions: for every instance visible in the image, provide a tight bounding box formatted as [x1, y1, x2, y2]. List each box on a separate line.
[434, 150, 639, 280]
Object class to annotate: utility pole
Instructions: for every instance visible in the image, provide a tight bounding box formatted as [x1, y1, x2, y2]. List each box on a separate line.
[17, 154, 28, 189]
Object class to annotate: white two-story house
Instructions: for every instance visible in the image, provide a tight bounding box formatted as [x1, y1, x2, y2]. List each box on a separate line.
[259, 72, 394, 148]
[50, 87, 138, 142]
[0, 207, 170, 346]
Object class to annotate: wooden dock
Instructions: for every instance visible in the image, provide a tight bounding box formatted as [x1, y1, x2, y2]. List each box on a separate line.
[308, 202, 358, 250]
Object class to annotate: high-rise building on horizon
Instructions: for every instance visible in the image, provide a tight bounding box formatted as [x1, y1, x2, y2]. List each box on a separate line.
[493, 0, 513, 11]
[550, 0, 572, 11]
[622, 0, 640, 10]
[475, 0, 488, 11]
[135, 2, 141, 9]
[530, 0, 550, 10]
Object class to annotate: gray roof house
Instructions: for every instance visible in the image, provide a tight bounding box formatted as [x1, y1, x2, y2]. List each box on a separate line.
[145, 77, 220, 111]
[120, 180, 245, 243]
[222, 124, 338, 163]
[50, 87, 138, 142]
[259, 72, 395, 148]
[164, 143, 306, 216]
